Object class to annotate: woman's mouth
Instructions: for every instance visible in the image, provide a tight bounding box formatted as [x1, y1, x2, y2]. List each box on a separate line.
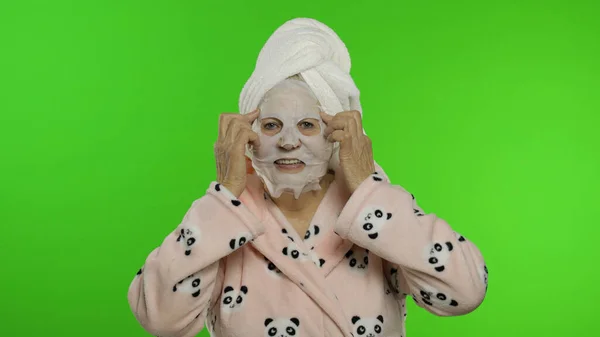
[274, 158, 305, 173]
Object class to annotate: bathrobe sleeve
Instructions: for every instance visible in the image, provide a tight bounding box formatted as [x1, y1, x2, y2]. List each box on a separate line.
[334, 172, 487, 316]
[127, 182, 265, 337]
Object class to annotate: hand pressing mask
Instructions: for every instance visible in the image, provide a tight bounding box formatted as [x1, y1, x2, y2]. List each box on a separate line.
[250, 78, 333, 199]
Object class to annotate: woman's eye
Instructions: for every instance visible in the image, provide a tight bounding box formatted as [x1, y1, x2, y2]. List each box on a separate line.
[300, 121, 314, 128]
[264, 123, 278, 129]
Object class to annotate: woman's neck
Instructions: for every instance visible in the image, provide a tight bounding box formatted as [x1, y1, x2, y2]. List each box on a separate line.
[269, 172, 335, 218]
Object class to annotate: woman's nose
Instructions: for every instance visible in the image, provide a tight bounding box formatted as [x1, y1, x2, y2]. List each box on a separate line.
[278, 128, 301, 150]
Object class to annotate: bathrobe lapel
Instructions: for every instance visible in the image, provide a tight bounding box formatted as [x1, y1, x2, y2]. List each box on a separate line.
[240, 174, 354, 337]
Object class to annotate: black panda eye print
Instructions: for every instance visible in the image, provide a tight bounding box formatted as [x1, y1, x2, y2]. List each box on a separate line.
[426, 241, 453, 272]
[176, 227, 199, 256]
[414, 288, 459, 308]
[360, 207, 393, 240]
[304, 224, 320, 240]
[172, 273, 201, 297]
[221, 285, 248, 313]
[229, 232, 251, 250]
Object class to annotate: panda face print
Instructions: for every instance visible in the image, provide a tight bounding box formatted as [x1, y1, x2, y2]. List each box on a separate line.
[176, 227, 200, 256]
[359, 206, 392, 240]
[264, 317, 300, 337]
[345, 249, 369, 272]
[282, 240, 303, 260]
[172, 273, 201, 298]
[304, 224, 320, 241]
[281, 228, 299, 243]
[479, 264, 488, 289]
[389, 268, 401, 294]
[229, 232, 251, 250]
[208, 312, 217, 332]
[351, 315, 384, 337]
[214, 183, 242, 206]
[413, 208, 424, 216]
[413, 288, 458, 308]
[264, 257, 282, 277]
[307, 249, 325, 268]
[424, 241, 453, 272]
[221, 285, 248, 313]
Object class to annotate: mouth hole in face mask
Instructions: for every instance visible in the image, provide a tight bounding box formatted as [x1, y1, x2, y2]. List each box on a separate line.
[273, 158, 305, 166]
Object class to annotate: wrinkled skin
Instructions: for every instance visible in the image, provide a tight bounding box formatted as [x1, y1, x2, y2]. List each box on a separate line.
[321, 110, 375, 193]
[215, 109, 260, 197]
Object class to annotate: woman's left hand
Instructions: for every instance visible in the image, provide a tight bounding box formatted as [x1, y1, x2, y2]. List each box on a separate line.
[321, 110, 375, 194]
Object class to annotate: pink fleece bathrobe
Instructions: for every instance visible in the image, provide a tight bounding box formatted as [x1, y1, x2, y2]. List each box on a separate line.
[128, 167, 487, 337]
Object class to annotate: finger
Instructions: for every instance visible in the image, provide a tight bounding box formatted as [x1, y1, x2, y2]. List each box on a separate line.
[347, 118, 358, 136]
[350, 110, 363, 133]
[337, 110, 362, 132]
[319, 110, 334, 125]
[225, 118, 243, 145]
[243, 108, 260, 124]
[218, 113, 236, 140]
[227, 119, 253, 146]
[236, 128, 260, 150]
[324, 117, 350, 137]
[326, 130, 349, 143]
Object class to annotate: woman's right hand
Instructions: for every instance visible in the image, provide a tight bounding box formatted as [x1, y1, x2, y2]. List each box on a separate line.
[214, 109, 260, 198]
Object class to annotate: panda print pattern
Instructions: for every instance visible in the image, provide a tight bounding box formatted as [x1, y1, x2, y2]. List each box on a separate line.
[389, 268, 401, 294]
[425, 241, 453, 272]
[280, 229, 308, 261]
[307, 247, 326, 268]
[172, 273, 201, 297]
[229, 232, 251, 250]
[264, 317, 300, 337]
[176, 226, 199, 256]
[304, 224, 320, 240]
[352, 315, 384, 337]
[282, 240, 302, 260]
[480, 264, 489, 290]
[264, 257, 282, 277]
[359, 206, 393, 240]
[221, 285, 248, 313]
[345, 249, 369, 272]
[208, 311, 217, 333]
[214, 183, 243, 207]
[281, 228, 294, 242]
[413, 287, 458, 308]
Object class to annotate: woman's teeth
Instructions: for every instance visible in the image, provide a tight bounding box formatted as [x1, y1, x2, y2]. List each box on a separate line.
[274, 159, 304, 165]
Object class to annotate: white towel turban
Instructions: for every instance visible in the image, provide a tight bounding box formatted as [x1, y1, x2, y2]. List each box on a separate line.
[239, 18, 363, 166]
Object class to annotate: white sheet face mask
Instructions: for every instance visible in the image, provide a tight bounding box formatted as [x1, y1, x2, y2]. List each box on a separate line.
[250, 79, 333, 199]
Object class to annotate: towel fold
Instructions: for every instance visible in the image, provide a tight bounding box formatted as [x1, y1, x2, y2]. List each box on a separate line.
[239, 18, 361, 117]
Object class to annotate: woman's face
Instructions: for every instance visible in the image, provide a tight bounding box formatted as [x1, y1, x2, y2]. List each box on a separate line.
[252, 80, 332, 174]
[249, 79, 333, 198]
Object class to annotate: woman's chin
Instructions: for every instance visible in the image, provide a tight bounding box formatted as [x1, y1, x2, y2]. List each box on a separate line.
[275, 163, 306, 174]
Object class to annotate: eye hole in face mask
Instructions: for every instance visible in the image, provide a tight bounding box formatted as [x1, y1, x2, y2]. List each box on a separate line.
[260, 118, 321, 137]
[297, 118, 321, 136]
[261, 118, 282, 135]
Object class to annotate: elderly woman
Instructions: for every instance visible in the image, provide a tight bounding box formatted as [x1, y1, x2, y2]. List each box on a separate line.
[127, 18, 487, 337]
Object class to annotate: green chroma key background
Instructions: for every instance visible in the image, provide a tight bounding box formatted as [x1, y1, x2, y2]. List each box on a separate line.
[1, 0, 598, 336]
